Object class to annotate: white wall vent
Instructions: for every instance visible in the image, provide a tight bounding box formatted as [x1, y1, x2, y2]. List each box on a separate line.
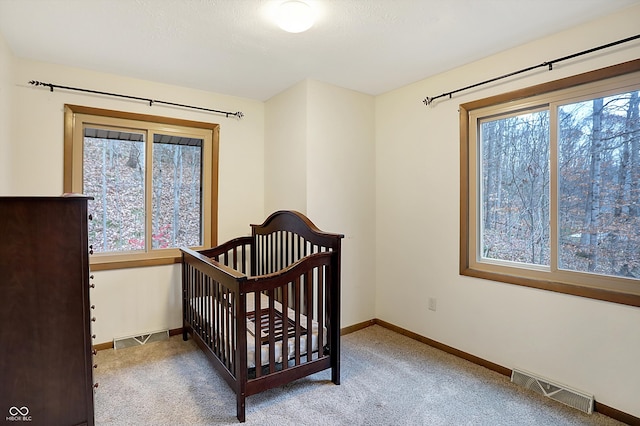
[113, 330, 169, 350]
[511, 369, 594, 414]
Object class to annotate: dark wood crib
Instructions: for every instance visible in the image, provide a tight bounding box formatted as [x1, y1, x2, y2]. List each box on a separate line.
[180, 210, 343, 422]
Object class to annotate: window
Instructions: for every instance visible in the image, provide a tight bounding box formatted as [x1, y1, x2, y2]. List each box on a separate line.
[461, 60, 640, 307]
[64, 105, 219, 270]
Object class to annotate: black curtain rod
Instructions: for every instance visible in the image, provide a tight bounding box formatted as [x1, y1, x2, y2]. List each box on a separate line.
[423, 34, 640, 107]
[28, 80, 244, 119]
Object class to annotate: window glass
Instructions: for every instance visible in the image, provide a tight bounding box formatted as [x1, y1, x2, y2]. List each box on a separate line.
[480, 110, 550, 266]
[558, 90, 640, 278]
[151, 134, 203, 249]
[83, 127, 146, 253]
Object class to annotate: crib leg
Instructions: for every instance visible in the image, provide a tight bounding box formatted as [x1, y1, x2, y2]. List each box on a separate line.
[331, 335, 341, 385]
[237, 393, 246, 422]
[182, 327, 188, 341]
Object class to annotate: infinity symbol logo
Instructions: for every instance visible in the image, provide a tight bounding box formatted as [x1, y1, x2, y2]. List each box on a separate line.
[9, 406, 29, 416]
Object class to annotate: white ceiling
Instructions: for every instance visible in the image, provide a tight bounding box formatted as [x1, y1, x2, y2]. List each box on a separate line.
[1, 0, 639, 101]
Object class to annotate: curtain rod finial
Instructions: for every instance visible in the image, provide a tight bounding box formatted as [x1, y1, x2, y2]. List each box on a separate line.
[29, 80, 53, 91]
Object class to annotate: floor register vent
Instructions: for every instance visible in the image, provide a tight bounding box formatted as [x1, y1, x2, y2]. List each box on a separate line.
[114, 330, 169, 350]
[511, 369, 594, 414]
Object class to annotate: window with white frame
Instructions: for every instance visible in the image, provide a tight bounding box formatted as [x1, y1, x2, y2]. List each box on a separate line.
[461, 60, 640, 307]
[64, 105, 219, 270]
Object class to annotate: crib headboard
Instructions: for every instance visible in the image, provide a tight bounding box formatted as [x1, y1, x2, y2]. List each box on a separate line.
[251, 210, 344, 276]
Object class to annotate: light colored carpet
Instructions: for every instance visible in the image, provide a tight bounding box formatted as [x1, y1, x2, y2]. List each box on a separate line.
[94, 325, 625, 425]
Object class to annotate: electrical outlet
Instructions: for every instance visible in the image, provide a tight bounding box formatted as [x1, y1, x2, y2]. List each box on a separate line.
[428, 297, 437, 311]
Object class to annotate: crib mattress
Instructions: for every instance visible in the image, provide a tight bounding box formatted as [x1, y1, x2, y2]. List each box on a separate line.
[190, 292, 325, 369]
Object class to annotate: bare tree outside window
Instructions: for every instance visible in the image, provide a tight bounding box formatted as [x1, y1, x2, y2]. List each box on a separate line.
[83, 129, 204, 254]
[478, 91, 640, 279]
[83, 131, 145, 252]
[151, 135, 203, 249]
[480, 110, 550, 266]
[558, 90, 640, 279]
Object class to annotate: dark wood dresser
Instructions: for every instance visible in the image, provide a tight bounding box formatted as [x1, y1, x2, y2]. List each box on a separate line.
[0, 196, 95, 426]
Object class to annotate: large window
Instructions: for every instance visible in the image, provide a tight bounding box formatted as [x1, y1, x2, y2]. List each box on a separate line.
[461, 60, 640, 307]
[64, 105, 219, 270]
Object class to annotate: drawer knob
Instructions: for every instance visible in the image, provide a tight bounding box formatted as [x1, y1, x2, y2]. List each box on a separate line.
[91, 317, 97, 322]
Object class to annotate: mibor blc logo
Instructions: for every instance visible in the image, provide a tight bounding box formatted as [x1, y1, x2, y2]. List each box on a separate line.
[6, 406, 32, 422]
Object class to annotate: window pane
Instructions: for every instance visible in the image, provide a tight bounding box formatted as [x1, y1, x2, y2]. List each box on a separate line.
[151, 134, 203, 249]
[83, 128, 146, 252]
[558, 90, 640, 278]
[480, 110, 550, 265]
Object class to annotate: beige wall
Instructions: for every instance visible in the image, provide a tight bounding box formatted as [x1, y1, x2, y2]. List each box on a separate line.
[265, 79, 377, 326]
[8, 57, 265, 342]
[375, 4, 640, 417]
[264, 81, 308, 214]
[306, 80, 376, 326]
[0, 32, 11, 193]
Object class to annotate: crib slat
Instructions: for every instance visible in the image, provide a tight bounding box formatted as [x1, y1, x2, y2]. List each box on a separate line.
[284, 231, 289, 268]
[241, 244, 247, 275]
[294, 275, 301, 365]
[267, 288, 276, 373]
[198, 270, 202, 338]
[268, 234, 271, 273]
[279, 231, 284, 270]
[281, 284, 289, 372]
[204, 276, 210, 348]
[317, 265, 324, 358]
[254, 291, 262, 377]
[219, 284, 226, 362]
[213, 280, 219, 356]
[223, 286, 228, 368]
[215, 282, 220, 357]
[230, 290, 237, 374]
[186, 265, 192, 333]
[226, 288, 233, 371]
[232, 246, 237, 270]
[306, 269, 313, 361]
[263, 234, 268, 274]
[273, 232, 278, 272]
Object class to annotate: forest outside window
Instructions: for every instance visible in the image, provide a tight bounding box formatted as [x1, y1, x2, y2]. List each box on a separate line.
[461, 60, 640, 307]
[64, 105, 219, 270]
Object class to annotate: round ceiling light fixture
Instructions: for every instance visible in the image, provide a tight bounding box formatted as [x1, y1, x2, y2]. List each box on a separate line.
[276, 1, 315, 33]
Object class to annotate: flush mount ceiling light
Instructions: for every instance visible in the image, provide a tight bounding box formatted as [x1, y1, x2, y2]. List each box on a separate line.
[276, 1, 315, 33]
